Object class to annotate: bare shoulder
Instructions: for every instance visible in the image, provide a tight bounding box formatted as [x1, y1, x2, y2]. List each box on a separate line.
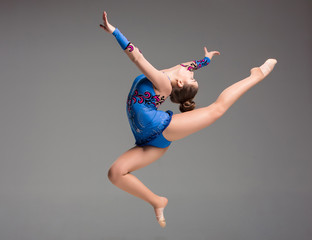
[153, 71, 172, 96]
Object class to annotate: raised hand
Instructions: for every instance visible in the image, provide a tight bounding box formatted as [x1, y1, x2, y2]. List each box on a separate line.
[99, 11, 116, 34]
[204, 47, 220, 60]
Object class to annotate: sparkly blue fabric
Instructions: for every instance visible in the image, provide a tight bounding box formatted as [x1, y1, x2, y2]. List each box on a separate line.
[126, 74, 173, 148]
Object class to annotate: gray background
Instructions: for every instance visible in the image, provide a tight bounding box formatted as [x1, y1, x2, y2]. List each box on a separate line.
[0, 0, 311, 239]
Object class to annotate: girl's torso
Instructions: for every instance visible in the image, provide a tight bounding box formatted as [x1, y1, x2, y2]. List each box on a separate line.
[126, 74, 173, 146]
[126, 74, 170, 130]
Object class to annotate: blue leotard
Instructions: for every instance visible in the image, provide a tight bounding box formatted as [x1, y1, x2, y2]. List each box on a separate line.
[126, 74, 173, 148]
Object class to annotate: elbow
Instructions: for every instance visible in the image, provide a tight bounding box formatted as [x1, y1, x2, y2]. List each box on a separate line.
[131, 50, 142, 63]
[132, 56, 140, 64]
[130, 55, 137, 63]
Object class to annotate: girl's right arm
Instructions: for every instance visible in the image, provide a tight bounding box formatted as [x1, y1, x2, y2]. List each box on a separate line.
[100, 11, 172, 95]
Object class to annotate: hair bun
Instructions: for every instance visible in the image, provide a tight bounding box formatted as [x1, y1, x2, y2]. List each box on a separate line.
[179, 99, 196, 112]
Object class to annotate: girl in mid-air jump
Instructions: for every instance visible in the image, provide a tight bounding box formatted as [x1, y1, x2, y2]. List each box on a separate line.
[100, 11, 277, 228]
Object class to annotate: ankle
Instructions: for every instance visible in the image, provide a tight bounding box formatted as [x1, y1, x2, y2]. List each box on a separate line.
[250, 67, 264, 80]
[153, 196, 168, 209]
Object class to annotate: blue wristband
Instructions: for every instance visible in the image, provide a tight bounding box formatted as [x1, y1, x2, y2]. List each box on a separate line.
[181, 56, 211, 71]
[112, 28, 130, 50]
[194, 57, 210, 69]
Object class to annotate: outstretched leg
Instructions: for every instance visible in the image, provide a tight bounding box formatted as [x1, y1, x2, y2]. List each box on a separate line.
[108, 145, 169, 227]
[163, 59, 277, 141]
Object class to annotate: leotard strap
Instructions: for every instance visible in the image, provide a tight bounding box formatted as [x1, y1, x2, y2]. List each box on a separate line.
[162, 72, 171, 82]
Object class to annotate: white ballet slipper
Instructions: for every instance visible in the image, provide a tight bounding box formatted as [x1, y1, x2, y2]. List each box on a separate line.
[155, 207, 166, 228]
[260, 59, 277, 77]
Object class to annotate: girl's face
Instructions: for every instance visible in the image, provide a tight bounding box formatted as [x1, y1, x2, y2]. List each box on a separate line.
[178, 66, 199, 89]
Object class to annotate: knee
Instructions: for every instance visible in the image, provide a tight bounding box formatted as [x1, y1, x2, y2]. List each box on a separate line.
[107, 164, 128, 184]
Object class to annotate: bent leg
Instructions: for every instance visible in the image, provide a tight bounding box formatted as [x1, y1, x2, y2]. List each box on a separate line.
[108, 145, 169, 207]
[163, 63, 276, 142]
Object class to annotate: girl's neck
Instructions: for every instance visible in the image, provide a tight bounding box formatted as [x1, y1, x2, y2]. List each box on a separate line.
[161, 65, 180, 86]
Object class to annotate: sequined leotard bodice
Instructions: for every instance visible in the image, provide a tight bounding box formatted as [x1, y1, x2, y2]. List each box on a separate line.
[126, 74, 173, 148]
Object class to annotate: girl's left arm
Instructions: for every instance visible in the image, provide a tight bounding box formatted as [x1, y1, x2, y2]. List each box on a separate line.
[100, 11, 172, 95]
[180, 47, 220, 71]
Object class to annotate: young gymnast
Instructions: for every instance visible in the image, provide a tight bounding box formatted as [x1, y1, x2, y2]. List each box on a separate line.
[100, 11, 277, 228]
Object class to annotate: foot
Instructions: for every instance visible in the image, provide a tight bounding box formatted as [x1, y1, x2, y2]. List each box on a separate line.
[250, 59, 277, 80]
[153, 196, 168, 228]
[259, 58, 277, 77]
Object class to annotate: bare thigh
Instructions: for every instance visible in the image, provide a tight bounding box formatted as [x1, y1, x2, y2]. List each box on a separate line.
[110, 145, 170, 174]
[163, 102, 224, 142]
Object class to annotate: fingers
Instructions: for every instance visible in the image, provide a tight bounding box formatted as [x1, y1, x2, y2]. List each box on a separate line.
[100, 11, 108, 31]
[214, 51, 221, 55]
[102, 11, 108, 24]
[204, 46, 220, 55]
[207, 50, 221, 56]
